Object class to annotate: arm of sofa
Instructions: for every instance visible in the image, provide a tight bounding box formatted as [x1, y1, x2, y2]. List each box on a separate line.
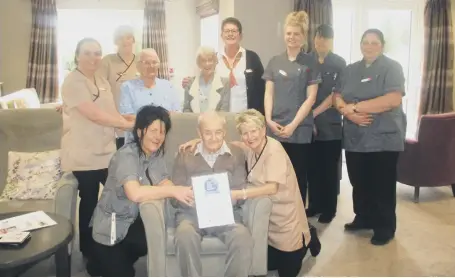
[140, 200, 167, 277]
[54, 172, 78, 223]
[242, 196, 273, 276]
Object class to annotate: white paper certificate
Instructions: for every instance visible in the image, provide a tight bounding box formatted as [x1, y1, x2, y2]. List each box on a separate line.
[192, 172, 235, 229]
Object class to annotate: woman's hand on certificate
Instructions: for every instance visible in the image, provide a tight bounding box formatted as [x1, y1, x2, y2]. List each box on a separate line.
[178, 138, 201, 153]
[172, 186, 194, 206]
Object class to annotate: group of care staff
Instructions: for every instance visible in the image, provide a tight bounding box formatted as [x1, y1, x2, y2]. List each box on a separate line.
[263, 11, 405, 246]
[59, 9, 406, 277]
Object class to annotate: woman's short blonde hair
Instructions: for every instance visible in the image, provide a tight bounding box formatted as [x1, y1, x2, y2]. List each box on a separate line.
[113, 25, 135, 43]
[196, 46, 218, 64]
[285, 11, 309, 36]
[235, 109, 266, 132]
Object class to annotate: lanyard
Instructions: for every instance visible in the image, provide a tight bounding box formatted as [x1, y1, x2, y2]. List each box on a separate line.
[76, 68, 100, 101]
[116, 53, 136, 81]
[247, 137, 268, 177]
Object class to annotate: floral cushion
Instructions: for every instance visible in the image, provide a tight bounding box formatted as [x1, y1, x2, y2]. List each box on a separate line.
[1, 150, 63, 200]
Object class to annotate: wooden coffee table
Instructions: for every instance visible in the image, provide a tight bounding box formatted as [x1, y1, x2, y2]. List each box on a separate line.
[0, 212, 73, 277]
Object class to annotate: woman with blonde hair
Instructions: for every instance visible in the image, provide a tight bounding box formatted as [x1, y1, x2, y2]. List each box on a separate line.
[183, 46, 230, 112]
[263, 11, 320, 204]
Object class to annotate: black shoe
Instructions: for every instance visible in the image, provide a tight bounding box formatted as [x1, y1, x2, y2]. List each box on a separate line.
[344, 218, 373, 231]
[318, 214, 335, 224]
[308, 225, 321, 257]
[305, 207, 320, 217]
[371, 232, 394, 246]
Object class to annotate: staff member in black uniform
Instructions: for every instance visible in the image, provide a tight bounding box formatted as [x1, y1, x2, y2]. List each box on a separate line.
[334, 29, 406, 246]
[307, 24, 346, 223]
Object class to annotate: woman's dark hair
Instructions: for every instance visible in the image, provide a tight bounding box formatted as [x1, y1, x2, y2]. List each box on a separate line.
[315, 24, 334, 39]
[360, 28, 385, 45]
[132, 105, 172, 157]
[74, 37, 102, 65]
[221, 17, 243, 34]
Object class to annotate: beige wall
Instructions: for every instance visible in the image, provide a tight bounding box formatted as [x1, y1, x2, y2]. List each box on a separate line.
[234, 0, 293, 66]
[0, 0, 32, 94]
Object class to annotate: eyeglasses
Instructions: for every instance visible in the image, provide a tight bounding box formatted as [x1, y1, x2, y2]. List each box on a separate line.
[223, 29, 239, 35]
[139, 60, 160, 67]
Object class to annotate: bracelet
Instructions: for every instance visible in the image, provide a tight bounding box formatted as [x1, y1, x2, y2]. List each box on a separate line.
[242, 188, 247, 200]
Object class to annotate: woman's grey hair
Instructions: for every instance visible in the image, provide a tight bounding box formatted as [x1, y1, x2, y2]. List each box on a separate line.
[113, 25, 135, 43]
[235, 109, 266, 132]
[196, 46, 218, 63]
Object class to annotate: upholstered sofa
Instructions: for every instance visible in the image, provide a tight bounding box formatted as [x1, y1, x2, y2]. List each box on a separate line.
[0, 109, 79, 250]
[140, 113, 273, 277]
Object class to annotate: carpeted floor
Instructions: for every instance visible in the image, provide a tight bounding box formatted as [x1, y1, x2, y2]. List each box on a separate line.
[20, 164, 455, 277]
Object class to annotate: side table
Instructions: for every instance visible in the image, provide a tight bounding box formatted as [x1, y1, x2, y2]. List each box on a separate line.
[0, 212, 73, 277]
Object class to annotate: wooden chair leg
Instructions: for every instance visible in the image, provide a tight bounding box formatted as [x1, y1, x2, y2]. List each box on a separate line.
[451, 184, 455, 197]
[414, 187, 420, 203]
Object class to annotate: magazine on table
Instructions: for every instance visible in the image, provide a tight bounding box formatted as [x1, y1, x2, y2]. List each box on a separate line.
[0, 211, 57, 236]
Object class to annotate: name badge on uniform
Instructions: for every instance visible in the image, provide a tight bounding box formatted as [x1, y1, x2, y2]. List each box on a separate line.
[245, 69, 253, 73]
[110, 212, 116, 245]
[361, 77, 372, 83]
[279, 70, 287, 76]
[99, 87, 106, 91]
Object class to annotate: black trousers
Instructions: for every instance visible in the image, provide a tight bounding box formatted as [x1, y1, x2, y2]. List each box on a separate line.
[307, 140, 342, 216]
[281, 142, 311, 204]
[72, 169, 108, 258]
[116, 137, 125, 150]
[87, 216, 147, 277]
[267, 243, 308, 277]
[345, 151, 399, 234]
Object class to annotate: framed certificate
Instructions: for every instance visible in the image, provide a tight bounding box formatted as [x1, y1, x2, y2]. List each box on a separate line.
[191, 172, 235, 229]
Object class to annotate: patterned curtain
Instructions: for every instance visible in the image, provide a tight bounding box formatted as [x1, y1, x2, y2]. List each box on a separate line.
[294, 0, 333, 53]
[142, 0, 170, 80]
[419, 0, 454, 115]
[196, 0, 219, 18]
[26, 0, 59, 103]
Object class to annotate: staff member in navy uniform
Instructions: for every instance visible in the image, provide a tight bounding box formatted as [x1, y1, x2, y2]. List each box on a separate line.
[263, 11, 321, 203]
[334, 29, 406, 246]
[306, 24, 346, 223]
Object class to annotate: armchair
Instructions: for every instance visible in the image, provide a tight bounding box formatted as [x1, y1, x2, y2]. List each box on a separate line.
[397, 112, 455, 202]
[0, 109, 79, 252]
[140, 197, 272, 277]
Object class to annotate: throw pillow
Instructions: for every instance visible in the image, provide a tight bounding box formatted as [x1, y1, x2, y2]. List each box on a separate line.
[1, 150, 63, 200]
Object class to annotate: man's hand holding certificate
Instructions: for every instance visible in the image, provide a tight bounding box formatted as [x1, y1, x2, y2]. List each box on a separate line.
[191, 172, 235, 229]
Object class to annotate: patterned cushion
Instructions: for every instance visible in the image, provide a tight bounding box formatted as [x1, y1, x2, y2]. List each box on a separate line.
[0, 150, 63, 200]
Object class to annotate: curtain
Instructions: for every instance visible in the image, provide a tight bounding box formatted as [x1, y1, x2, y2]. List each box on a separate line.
[196, 0, 219, 18]
[294, 0, 333, 53]
[142, 0, 170, 80]
[26, 0, 59, 104]
[419, 0, 454, 115]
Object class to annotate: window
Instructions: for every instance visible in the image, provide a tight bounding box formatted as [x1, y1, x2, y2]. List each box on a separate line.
[200, 14, 220, 50]
[57, 9, 144, 90]
[332, 0, 425, 137]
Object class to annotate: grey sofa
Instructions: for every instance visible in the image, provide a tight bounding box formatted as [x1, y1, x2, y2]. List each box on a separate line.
[0, 109, 78, 252]
[140, 113, 273, 277]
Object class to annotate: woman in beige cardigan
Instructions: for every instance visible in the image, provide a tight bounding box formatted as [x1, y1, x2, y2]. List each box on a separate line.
[183, 46, 230, 113]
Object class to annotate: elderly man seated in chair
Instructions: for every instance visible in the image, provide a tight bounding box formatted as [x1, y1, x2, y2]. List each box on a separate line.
[171, 111, 253, 277]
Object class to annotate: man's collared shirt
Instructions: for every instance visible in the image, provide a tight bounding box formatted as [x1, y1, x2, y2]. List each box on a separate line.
[119, 78, 182, 142]
[194, 141, 231, 168]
